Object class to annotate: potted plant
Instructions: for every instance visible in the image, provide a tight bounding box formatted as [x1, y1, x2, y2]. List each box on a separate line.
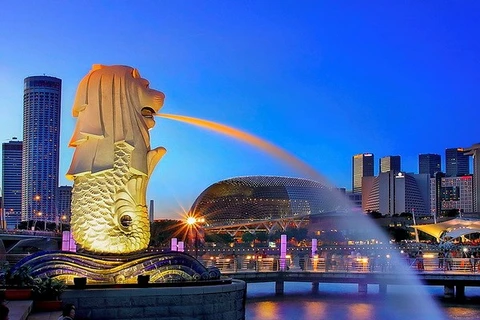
[32, 277, 67, 311]
[3, 265, 35, 300]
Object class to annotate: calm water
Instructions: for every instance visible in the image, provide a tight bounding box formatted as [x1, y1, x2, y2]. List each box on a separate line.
[245, 282, 480, 320]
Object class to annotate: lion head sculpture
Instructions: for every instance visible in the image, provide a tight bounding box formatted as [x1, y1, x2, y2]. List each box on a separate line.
[67, 64, 165, 178]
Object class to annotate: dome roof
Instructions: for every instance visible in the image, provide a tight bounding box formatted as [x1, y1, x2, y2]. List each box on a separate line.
[189, 176, 346, 228]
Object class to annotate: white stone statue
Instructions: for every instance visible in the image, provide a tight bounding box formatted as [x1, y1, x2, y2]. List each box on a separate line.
[66, 64, 165, 254]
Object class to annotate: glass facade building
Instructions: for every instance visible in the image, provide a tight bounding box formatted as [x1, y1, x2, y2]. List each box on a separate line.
[2, 138, 22, 229]
[352, 153, 374, 193]
[445, 147, 470, 177]
[57, 185, 72, 224]
[189, 176, 346, 228]
[22, 76, 62, 222]
[379, 155, 401, 173]
[418, 153, 441, 178]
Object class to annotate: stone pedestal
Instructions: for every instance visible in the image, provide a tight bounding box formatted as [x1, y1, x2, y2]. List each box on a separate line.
[61, 280, 246, 320]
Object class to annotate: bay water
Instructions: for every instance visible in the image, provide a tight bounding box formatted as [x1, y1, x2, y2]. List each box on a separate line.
[245, 282, 480, 320]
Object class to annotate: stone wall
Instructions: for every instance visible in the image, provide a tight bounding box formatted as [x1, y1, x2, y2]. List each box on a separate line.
[61, 280, 246, 320]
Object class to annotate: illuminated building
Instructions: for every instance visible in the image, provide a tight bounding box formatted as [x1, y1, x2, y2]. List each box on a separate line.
[418, 153, 441, 177]
[445, 147, 470, 177]
[57, 186, 72, 223]
[189, 176, 347, 235]
[363, 171, 430, 216]
[429, 175, 473, 214]
[21, 76, 62, 222]
[379, 155, 401, 173]
[465, 143, 480, 212]
[1, 138, 22, 229]
[352, 153, 374, 193]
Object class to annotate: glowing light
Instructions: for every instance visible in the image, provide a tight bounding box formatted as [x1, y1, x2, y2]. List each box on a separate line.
[186, 216, 197, 225]
[158, 113, 326, 182]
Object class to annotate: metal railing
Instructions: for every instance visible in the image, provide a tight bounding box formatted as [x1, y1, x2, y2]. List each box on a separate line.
[201, 255, 480, 273]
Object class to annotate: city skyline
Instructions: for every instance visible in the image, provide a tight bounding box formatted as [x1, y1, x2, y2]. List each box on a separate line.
[0, 2, 479, 219]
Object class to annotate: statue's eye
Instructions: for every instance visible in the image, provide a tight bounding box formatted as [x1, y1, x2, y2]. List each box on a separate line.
[120, 215, 132, 227]
[141, 107, 155, 118]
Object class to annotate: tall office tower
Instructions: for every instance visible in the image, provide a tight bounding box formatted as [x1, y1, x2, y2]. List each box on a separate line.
[379, 155, 401, 173]
[445, 148, 470, 177]
[57, 186, 72, 223]
[21, 76, 62, 223]
[2, 138, 23, 229]
[418, 153, 441, 177]
[465, 143, 480, 212]
[352, 153, 374, 193]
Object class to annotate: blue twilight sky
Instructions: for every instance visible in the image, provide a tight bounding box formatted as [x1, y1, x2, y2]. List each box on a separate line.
[0, 1, 479, 219]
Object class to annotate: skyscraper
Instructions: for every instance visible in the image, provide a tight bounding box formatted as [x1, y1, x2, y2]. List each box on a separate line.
[22, 76, 62, 223]
[418, 153, 441, 177]
[352, 153, 374, 193]
[445, 148, 470, 177]
[57, 185, 72, 223]
[379, 155, 401, 173]
[2, 138, 22, 229]
[465, 143, 480, 212]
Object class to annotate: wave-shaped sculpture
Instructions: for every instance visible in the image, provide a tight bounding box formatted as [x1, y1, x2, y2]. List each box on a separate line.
[12, 251, 220, 284]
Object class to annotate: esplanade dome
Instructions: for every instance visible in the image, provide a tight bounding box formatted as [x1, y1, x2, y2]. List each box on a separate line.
[189, 176, 347, 229]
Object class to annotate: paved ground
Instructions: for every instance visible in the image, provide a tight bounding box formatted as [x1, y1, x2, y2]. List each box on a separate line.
[26, 311, 61, 320]
[4, 300, 61, 320]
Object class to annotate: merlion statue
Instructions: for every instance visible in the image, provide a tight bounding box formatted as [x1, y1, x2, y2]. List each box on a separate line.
[66, 65, 166, 254]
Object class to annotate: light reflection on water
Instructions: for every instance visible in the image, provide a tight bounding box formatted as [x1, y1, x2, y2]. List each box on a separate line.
[245, 282, 480, 320]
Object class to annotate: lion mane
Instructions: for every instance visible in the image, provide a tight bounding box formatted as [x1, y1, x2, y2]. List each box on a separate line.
[66, 64, 164, 179]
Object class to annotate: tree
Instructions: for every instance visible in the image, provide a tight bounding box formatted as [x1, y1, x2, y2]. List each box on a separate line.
[367, 210, 383, 219]
[206, 233, 234, 244]
[387, 227, 411, 242]
[241, 232, 256, 244]
[444, 209, 459, 217]
[399, 212, 413, 219]
[149, 220, 184, 247]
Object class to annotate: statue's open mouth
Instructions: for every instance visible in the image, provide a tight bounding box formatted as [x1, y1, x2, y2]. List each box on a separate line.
[141, 107, 155, 119]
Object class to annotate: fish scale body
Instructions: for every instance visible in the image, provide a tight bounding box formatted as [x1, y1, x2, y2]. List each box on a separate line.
[71, 142, 150, 254]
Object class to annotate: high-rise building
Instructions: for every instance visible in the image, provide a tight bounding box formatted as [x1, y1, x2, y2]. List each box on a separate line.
[430, 175, 473, 215]
[1, 138, 22, 229]
[465, 143, 480, 212]
[445, 148, 470, 177]
[363, 171, 430, 216]
[57, 185, 72, 224]
[352, 153, 374, 193]
[379, 155, 401, 173]
[418, 153, 441, 177]
[22, 76, 62, 223]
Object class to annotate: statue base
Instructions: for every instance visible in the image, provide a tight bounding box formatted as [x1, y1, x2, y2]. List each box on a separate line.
[61, 279, 246, 320]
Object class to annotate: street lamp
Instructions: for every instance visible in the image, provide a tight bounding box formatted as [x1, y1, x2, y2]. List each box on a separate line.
[186, 216, 205, 258]
[60, 215, 67, 232]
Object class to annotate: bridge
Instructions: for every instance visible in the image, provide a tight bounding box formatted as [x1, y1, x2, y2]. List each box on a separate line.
[0, 230, 61, 263]
[207, 253, 480, 299]
[222, 269, 480, 298]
